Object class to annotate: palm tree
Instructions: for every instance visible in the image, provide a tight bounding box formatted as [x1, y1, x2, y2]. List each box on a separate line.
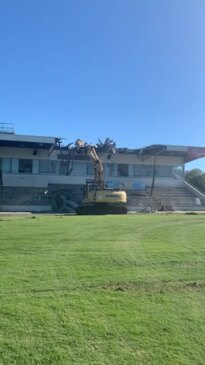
[96, 138, 117, 154]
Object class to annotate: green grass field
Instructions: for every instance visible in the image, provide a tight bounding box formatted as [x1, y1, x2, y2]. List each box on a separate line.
[0, 214, 205, 365]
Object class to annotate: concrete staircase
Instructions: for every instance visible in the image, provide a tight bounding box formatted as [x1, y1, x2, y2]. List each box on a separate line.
[152, 186, 205, 211]
[127, 190, 157, 212]
[127, 186, 205, 212]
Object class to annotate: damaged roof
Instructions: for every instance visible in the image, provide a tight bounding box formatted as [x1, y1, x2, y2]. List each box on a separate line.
[1, 131, 205, 163]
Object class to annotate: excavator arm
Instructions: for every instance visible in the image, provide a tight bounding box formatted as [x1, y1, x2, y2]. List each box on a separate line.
[75, 139, 105, 189]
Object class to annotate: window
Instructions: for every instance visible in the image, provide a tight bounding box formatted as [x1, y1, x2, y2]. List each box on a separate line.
[39, 160, 58, 174]
[1, 158, 12, 173]
[118, 164, 128, 177]
[157, 166, 173, 177]
[134, 165, 143, 177]
[19, 159, 33, 173]
[59, 161, 67, 175]
[134, 164, 181, 178]
[86, 162, 94, 175]
[134, 165, 154, 177]
[144, 165, 154, 177]
[107, 163, 115, 177]
[72, 161, 85, 175]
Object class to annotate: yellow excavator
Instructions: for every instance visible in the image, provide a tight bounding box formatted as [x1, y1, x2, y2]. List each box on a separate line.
[75, 139, 127, 215]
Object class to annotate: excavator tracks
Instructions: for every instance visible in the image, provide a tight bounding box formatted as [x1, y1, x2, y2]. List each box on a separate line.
[76, 204, 127, 215]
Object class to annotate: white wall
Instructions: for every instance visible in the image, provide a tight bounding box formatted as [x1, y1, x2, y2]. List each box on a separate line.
[3, 172, 87, 187]
[0, 147, 184, 166]
[105, 177, 184, 190]
[102, 153, 184, 166]
[0, 146, 185, 189]
[3, 173, 49, 187]
[0, 147, 50, 159]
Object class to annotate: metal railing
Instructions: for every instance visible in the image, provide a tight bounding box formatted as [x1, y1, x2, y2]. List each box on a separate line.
[184, 179, 205, 200]
[0, 122, 15, 134]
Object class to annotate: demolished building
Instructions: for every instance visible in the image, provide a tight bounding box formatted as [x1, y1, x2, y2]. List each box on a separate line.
[1, 123, 205, 212]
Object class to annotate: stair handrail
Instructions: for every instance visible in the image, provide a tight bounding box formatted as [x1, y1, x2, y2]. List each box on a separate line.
[184, 179, 205, 200]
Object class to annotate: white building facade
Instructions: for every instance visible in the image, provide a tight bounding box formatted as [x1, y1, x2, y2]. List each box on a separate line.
[1, 127, 205, 212]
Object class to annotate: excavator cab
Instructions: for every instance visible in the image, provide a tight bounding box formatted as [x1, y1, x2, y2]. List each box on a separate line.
[82, 181, 97, 198]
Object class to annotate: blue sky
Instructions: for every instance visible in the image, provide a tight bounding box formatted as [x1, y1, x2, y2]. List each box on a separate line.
[0, 0, 205, 169]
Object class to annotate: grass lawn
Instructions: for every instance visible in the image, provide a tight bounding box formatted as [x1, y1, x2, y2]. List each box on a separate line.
[0, 214, 205, 365]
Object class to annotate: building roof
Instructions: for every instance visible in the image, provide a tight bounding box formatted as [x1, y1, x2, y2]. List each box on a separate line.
[1, 131, 205, 163]
[0, 133, 59, 150]
[132, 144, 205, 163]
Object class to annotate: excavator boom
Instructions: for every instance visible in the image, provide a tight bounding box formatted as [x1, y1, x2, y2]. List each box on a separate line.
[75, 139, 105, 189]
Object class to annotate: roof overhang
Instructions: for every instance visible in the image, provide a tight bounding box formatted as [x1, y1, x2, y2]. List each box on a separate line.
[131, 144, 205, 163]
[0, 133, 60, 150]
